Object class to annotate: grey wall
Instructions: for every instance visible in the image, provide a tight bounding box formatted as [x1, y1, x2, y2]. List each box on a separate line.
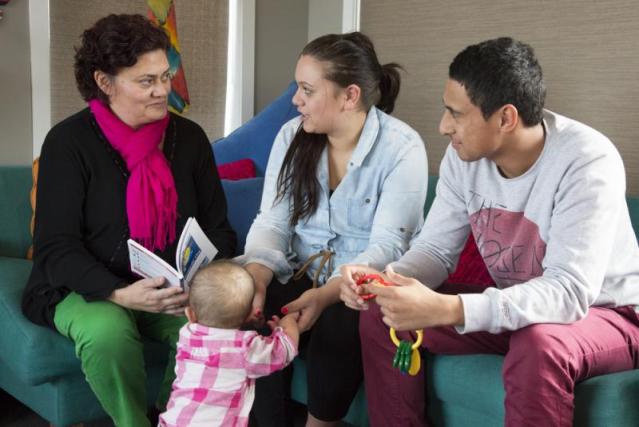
[362, 0, 639, 195]
[308, 0, 342, 41]
[0, 0, 33, 165]
[50, 0, 228, 141]
[254, 0, 309, 114]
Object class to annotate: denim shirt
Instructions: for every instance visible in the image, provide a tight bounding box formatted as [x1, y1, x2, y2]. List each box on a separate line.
[238, 106, 428, 285]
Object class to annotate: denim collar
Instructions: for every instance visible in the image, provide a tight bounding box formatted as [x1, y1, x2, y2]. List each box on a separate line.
[350, 106, 381, 168]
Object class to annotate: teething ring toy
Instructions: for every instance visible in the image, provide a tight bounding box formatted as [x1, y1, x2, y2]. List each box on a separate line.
[355, 273, 391, 300]
[390, 328, 423, 349]
[390, 328, 424, 376]
[353, 273, 425, 375]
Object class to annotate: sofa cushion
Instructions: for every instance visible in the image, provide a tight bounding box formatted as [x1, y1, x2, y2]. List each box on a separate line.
[221, 177, 264, 254]
[445, 233, 494, 286]
[425, 176, 494, 287]
[217, 158, 256, 181]
[426, 353, 505, 424]
[213, 82, 299, 177]
[426, 352, 639, 427]
[0, 166, 32, 258]
[573, 368, 639, 426]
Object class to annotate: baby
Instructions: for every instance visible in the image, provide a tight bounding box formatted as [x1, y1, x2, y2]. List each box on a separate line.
[159, 260, 299, 427]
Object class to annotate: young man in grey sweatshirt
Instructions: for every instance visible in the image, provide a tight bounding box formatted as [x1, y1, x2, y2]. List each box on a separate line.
[340, 37, 639, 427]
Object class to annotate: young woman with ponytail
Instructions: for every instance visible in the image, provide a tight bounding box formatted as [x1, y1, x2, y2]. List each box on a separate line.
[236, 32, 428, 426]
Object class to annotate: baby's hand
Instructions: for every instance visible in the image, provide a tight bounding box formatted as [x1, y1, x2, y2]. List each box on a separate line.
[266, 315, 281, 331]
[270, 312, 301, 349]
[279, 312, 301, 331]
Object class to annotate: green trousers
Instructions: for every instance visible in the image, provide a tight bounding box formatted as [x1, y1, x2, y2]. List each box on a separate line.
[54, 292, 186, 427]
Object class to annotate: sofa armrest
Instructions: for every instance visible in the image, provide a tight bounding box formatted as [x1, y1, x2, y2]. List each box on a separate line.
[0, 257, 79, 385]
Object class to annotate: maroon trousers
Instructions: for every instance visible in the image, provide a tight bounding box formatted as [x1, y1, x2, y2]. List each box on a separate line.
[360, 284, 639, 427]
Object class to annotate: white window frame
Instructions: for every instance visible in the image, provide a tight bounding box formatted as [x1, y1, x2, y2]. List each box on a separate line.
[342, 0, 360, 33]
[223, 0, 255, 136]
[224, 0, 359, 135]
[29, 0, 51, 159]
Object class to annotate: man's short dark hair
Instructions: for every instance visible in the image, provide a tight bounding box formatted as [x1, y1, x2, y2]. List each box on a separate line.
[449, 37, 546, 126]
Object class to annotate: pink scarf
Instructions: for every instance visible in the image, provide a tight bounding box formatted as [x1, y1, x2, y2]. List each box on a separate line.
[89, 99, 177, 251]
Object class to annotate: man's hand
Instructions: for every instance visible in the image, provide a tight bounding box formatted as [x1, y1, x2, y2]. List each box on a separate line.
[109, 277, 188, 315]
[362, 266, 465, 331]
[339, 264, 390, 310]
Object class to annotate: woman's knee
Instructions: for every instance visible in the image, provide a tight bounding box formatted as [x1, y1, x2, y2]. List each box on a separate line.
[72, 309, 142, 362]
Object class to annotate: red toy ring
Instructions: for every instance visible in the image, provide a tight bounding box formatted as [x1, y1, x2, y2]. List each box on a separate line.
[355, 274, 391, 300]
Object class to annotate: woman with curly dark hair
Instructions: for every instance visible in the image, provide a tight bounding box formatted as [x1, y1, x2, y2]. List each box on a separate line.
[22, 14, 236, 426]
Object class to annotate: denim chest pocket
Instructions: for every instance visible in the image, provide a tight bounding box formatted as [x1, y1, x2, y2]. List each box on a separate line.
[347, 196, 378, 230]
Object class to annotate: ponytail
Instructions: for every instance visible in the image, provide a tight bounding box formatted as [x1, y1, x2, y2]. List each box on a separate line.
[302, 32, 404, 114]
[377, 63, 402, 114]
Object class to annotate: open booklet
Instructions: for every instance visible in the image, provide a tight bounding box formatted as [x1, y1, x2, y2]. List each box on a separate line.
[127, 217, 218, 291]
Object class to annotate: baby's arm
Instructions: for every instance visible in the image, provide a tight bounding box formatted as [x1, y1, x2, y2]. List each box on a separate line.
[245, 313, 300, 378]
[269, 313, 300, 349]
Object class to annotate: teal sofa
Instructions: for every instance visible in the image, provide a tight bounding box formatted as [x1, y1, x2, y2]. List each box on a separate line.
[2, 81, 638, 426]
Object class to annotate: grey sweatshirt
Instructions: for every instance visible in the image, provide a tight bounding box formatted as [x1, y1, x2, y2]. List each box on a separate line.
[391, 110, 639, 334]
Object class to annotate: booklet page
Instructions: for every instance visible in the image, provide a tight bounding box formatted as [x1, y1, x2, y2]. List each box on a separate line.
[128, 239, 182, 288]
[177, 217, 219, 285]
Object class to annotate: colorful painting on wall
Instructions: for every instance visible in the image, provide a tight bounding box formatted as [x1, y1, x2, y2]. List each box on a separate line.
[147, 0, 190, 114]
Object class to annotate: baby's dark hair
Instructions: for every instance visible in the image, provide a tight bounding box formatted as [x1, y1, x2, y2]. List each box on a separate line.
[189, 260, 255, 329]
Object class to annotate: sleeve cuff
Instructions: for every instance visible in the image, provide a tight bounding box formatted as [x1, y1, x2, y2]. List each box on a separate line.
[455, 293, 493, 334]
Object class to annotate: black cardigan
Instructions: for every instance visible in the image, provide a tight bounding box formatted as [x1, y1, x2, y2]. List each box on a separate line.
[22, 109, 236, 328]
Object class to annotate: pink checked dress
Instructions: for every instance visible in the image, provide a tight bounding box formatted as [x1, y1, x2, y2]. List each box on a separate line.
[159, 323, 297, 427]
